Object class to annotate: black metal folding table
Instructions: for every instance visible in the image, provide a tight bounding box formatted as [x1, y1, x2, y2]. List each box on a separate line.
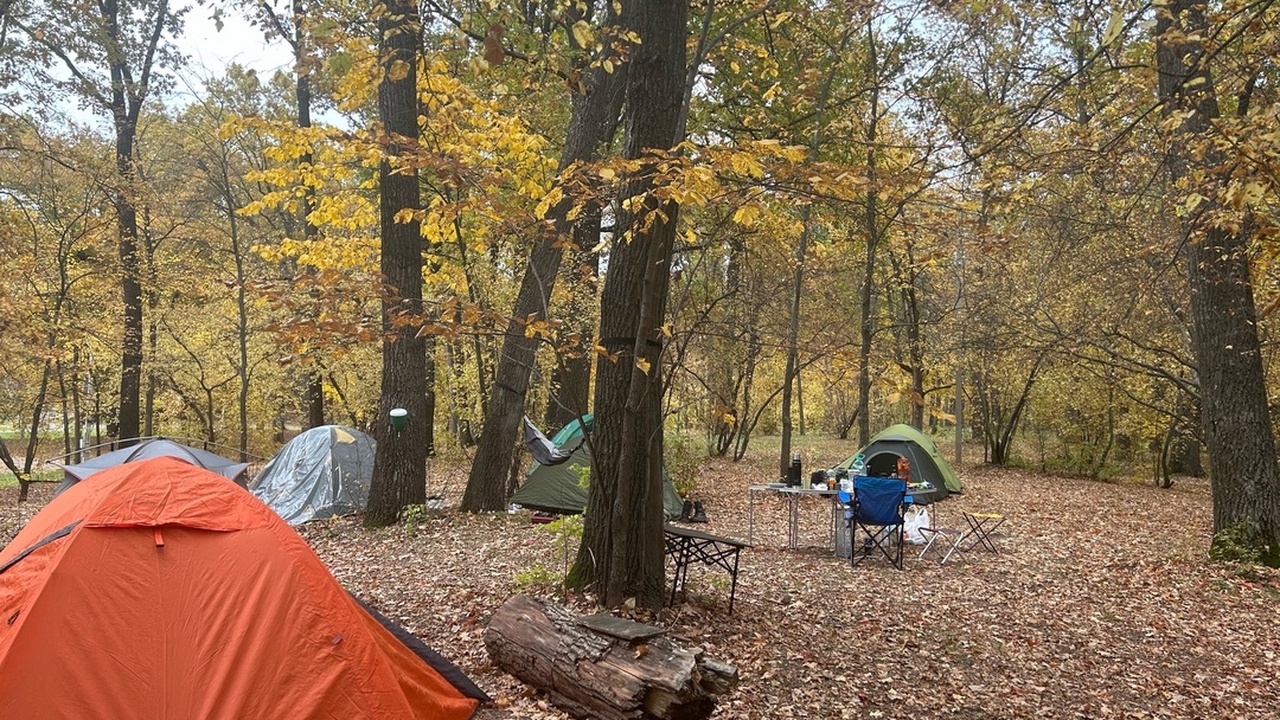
[663, 524, 749, 614]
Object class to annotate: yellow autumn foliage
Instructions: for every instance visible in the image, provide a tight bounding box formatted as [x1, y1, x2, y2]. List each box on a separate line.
[228, 46, 555, 283]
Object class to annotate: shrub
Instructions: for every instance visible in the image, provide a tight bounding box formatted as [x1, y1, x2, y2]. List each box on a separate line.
[1209, 522, 1265, 565]
[665, 433, 703, 498]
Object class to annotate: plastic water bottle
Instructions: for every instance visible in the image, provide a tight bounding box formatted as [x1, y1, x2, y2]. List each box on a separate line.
[851, 453, 865, 477]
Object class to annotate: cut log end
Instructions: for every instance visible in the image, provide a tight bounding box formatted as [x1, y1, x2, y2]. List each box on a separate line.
[484, 595, 739, 720]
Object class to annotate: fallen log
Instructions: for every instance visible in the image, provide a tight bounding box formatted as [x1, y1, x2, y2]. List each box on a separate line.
[484, 595, 738, 720]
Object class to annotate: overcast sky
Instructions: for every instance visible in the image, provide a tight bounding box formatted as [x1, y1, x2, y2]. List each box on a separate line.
[181, 6, 294, 84]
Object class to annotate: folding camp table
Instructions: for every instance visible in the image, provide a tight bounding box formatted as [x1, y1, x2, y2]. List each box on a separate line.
[747, 485, 841, 550]
[663, 525, 749, 614]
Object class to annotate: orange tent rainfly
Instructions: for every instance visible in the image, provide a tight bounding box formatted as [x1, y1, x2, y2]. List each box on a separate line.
[0, 457, 485, 720]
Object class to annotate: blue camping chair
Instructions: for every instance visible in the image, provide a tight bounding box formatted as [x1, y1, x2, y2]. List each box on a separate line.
[839, 476, 908, 570]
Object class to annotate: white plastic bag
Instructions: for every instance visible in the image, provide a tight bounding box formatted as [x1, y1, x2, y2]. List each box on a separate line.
[903, 506, 931, 545]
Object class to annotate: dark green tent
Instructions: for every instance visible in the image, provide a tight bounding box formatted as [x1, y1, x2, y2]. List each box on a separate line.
[512, 415, 684, 520]
[836, 424, 963, 499]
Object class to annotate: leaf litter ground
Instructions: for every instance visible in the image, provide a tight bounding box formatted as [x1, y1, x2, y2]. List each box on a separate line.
[3, 456, 1277, 719]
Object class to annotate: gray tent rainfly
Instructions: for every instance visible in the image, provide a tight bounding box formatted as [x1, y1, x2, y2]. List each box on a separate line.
[53, 438, 251, 496]
[250, 425, 376, 526]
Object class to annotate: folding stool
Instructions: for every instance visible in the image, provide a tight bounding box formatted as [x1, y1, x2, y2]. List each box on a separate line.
[918, 525, 966, 564]
[960, 511, 1005, 553]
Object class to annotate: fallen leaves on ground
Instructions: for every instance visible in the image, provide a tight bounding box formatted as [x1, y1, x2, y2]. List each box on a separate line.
[3, 458, 1278, 719]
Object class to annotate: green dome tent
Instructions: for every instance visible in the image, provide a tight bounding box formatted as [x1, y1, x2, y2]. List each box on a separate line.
[836, 424, 962, 499]
[512, 414, 684, 520]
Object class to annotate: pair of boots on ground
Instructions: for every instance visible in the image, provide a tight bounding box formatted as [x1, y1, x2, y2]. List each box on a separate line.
[680, 499, 708, 523]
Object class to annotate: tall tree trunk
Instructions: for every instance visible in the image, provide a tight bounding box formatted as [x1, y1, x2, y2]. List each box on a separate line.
[889, 244, 925, 430]
[545, 243, 599, 431]
[18, 360, 54, 501]
[103, 0, 164, 446]
[71, 349, 84, 463]
[778, 215, 807, 477]
[461, 30, 626, 513]
[296, 0, 326, 430]
[219, 149, 252, 459]
[570, 0, 687, 610]
[114, 122, 143, 446]
[953, 228, 966, 466]
[779, 26, 851, 477]
[856, 25, 881, 448]
[731, 332, 760, 461]
[290, 0, 327, 425]
[58, 360, 70, 458]
[140, 205, 158, 439]
[366, 0, 427, 527]
[1156, 0, 1280, 563]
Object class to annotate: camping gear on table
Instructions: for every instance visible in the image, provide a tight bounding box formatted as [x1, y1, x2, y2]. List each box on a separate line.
[52, 437, 251, 496]
[0, 457, 485, 719]
[511, 414, 684, 520]
[786, 452, 802, 486]
[250, 425, 375, 526]
[833, 424, 962, 500]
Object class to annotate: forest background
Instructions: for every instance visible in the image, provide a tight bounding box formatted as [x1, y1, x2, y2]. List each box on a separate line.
[2, 0, 1280, 586]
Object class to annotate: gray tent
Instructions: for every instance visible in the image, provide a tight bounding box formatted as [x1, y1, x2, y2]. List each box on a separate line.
[53, 438, 250, 496]
[250, 425, 375, 525]
[512, 416, 684, 520]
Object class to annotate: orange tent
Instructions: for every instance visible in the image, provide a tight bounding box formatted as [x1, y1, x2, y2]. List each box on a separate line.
[0, 457, 484, 719]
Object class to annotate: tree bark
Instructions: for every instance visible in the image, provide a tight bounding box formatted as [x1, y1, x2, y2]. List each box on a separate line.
[890, 243, 925, 431]
[113, 91, 143, 447]
[461, 26, 627, 513]
[296, 0, 326, 430]
[103, 0, 168, 446]
[545, 242, 599, 431]
[0, 439, 27, 503]
[366, 0, 427, 527]
[856, 24, 881, 448]
[484, 595, 737, 720]
[778, 26, 851, 479]
[570, 0, 687, 610]
[1156, 0, 1280, 563]
[778, 213, 807, 478]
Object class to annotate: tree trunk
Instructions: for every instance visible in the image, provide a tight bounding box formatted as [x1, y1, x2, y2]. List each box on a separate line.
[296, 0, 326, 430]
[570, 0, 687, 611]
[778, 26, 851, 479]
[856, 26, 881, 448]
[71, 349, 83, 464]
[484, 595, 737, 720]
[461, 35, 626, 513]
[366, 0, 427, 528]
[730, 332, 760, 461]
[545, 242, 599, 431]
[1156, 0, 1280, 563]
[114, 121, 143, 446]
[778, 218, 807, 478]
[103, 0, 158, 446]
[902, 258, 924, 431]
[0, 439, 27, 503]
[1176, 432, 1203, 477]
